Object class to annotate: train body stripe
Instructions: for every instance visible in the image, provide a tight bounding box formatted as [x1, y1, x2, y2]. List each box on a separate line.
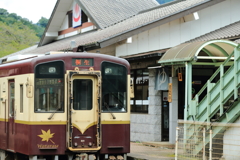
[0, 118, 8, 122]
[101, 121, 130, 124]
[0, 119, 130, 125]
[14, 120, 67, 125]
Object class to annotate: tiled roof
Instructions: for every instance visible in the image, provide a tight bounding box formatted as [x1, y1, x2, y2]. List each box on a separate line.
[186, 20, 240, 43]
[234, 39, 240, 44]
[6, 0, 225, 56]
[79, 0, 159, 29]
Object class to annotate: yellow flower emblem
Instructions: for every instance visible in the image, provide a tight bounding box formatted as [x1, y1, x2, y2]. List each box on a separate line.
[38, 129, 55, 144]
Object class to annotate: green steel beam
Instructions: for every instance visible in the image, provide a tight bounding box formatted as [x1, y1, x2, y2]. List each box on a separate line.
[192, 61, 234, 66]
[161, 61, 187, 66]
[209, 43, 229, 57]
[214, 61, 234, 67]
[202, 48, 217, 63]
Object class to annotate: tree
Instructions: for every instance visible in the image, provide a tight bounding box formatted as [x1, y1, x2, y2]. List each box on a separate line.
[0, 21, 39, 57]
[0, 8, 49, 57]
[0, 8, 8, 16]
[37, 17, 48, 28]
[9, 13, 19, 20]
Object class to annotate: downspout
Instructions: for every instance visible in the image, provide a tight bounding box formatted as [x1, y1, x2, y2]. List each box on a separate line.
[184, 62, 192, 120]
[184, 62, 188, 121]
[188, 63, 192, 120]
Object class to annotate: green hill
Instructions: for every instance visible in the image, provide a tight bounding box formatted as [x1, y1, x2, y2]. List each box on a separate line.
[0, 8, 48, 57]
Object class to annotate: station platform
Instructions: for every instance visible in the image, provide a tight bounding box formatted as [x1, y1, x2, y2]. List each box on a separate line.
[127, 142, 175, 160]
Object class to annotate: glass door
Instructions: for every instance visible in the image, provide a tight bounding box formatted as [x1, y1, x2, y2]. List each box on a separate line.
[162, 91, 169, 141]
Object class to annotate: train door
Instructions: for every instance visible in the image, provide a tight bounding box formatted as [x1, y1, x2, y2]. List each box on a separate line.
[67, 73, 101, 152]
[7, 80, 15, 151]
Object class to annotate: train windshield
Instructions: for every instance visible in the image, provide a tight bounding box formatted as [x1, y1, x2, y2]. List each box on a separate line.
[34, 61, 64, 112]
[101, 62, 127, 112]
[73, 79, 93, 110]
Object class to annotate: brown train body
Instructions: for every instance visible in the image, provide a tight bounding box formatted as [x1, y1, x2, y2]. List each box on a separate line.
[0, 52, 130, 160]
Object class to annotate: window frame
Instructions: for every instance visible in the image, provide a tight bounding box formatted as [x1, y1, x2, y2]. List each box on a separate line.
[20, 84, 23, 113]
[67, 10, 88, 28]
[67, 10, 73, 28]
[72, 79, 93, 111]
[101, 61, 128, 113]
[34, 61, 65, 113]
[131, 69, 149, 113]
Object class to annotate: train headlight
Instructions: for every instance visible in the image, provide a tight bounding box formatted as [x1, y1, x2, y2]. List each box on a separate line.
[49, 67, 56, 73]
[105, 68, 112, 74]
[88, 142, 93, 147]
[74, 142, 78, 147]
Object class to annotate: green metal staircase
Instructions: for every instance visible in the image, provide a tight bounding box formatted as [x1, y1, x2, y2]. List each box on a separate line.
[187, 44, 240, 122]
[185, 44, 240, 156]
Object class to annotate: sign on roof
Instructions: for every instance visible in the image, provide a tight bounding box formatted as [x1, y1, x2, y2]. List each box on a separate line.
[73, 1, 81, 28]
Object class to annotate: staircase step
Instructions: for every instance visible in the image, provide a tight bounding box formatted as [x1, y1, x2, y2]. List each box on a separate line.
[224, 106, 229, 109]
[211, 119, 216, 122]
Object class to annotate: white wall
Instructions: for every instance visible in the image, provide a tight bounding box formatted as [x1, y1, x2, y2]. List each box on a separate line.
[60, 16, 69, 31]
[223, 117, 240, 160]
[60, 3, 74, 31]
[116, 0, 240, 57]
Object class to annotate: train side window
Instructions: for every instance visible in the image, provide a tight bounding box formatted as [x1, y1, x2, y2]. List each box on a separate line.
[20, 85, 23, 113]
[34, 61, 64, 113]
[0, 85, 0, 115]
[0, 85, 0, 114]
[9, 82, 15, 117]
[101, 62, 127, 112]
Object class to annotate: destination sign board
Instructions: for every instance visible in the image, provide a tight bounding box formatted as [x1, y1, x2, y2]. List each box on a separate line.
[72, 58, 93, 66]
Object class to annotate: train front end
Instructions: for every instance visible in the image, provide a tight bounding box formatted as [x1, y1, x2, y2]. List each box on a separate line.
[34, 53, 131, 160]
[66, 55, 131, 159]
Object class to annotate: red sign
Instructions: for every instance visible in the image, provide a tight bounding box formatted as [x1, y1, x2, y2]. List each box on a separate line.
[72, 58, 93, 66]
[72, 2, 81, 28]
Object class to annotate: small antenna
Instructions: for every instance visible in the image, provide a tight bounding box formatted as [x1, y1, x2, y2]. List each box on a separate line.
[71, 40, 76, 50]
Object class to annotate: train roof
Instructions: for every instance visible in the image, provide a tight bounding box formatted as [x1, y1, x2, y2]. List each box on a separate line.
[1, 52, 128, 65]
[0, 52, 130, 77]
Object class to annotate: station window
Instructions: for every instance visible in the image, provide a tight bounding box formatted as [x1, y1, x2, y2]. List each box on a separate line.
[81, 11, 88, 24]
[67, 11, 73, 28]
[67, 10, 88, 28]
[131, 69, 149, 113]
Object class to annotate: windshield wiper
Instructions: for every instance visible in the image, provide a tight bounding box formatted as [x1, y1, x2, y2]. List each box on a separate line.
[104, 102, 116, 119]
[48, 107, 61, 120]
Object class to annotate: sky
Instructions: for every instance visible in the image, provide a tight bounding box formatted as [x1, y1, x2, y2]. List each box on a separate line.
[0, 0, 57, 23]
[156, 0, 175, 4]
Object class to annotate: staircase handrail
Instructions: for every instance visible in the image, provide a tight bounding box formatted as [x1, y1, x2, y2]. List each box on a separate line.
[194, 50, 235, 99]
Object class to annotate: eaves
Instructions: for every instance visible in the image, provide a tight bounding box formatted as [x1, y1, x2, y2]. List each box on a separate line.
[38, 0, 60, 47]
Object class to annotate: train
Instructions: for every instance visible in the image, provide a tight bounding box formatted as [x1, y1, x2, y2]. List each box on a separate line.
[0, 52, 131, 160]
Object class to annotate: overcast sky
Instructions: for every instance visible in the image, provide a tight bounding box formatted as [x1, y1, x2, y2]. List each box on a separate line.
[0, 0, 57, 23]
